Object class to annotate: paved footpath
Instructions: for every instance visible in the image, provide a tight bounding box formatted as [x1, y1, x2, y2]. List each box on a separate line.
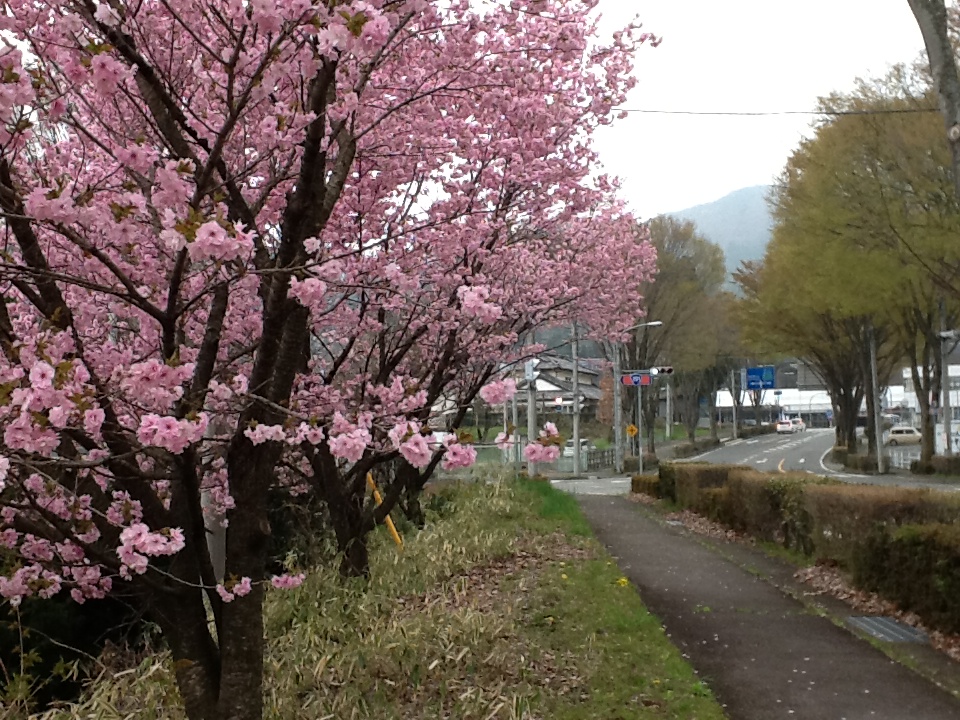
[578, 495, 960, 720]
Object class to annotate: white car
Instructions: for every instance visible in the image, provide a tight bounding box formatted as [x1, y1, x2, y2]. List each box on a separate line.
[885, 426, 921, 446]
[790, 417, 806, 432]
[775, 419, 794, 434]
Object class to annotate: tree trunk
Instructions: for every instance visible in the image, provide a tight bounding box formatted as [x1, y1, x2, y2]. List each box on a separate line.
[908, 0, 960, 205]
[708, 391, 719, 441]
[911, 344, 936, 463]
[217, 443, 274, 720]
[328, 491, 371, 578]
[149, 587, 221, 720]
[400, 483, 426, 529]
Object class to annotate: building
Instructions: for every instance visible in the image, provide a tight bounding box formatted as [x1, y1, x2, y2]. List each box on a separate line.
[511, 354, 604, 419]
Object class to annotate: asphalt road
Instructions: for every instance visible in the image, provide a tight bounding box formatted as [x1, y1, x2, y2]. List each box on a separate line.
[683, 428, 839, 474]
[681, 429, 959, 489]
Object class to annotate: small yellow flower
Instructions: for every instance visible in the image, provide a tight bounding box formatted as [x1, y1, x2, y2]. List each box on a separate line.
[616, 577, 629, 587]
[561, 573, 568, 580]
[653, 679, 661, 685]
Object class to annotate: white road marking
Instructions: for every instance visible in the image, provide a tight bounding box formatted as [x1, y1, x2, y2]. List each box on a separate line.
[756, 458, 768, 464]
[799, 458, 806, 464]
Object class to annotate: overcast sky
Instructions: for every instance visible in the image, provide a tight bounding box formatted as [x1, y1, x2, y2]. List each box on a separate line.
[592, 1, 930, 218]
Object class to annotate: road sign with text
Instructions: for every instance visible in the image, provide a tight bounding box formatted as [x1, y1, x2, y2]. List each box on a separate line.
[746, 365, 775, 390]
[621, 373, 653, 386]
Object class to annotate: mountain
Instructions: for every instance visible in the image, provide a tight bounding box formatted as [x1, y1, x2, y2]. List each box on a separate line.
[667, 185, 773, 277]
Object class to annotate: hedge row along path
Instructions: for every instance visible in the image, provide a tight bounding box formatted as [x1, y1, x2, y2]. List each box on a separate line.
[579, 494, 960, 720]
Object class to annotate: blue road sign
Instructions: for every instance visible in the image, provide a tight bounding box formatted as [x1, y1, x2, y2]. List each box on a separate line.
[746, 365, 775, 390]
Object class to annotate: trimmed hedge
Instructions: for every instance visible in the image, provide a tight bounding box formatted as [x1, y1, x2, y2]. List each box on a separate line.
[843, 453, 888, 473]
[910, 455, 960, 477]
[854, 523, 960, 633]
[670, 437, 722, 459]
[737, 424, 776, 439]
[804, 484, 953, 566]
[656, 462, 960, 634]
[631, 475, 660, 496]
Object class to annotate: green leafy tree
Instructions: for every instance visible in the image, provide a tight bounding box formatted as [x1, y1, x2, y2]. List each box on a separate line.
[626, 217, 727, 449]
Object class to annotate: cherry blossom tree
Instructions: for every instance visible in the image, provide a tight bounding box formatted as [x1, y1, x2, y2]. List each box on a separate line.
[0, 0, 656, 716]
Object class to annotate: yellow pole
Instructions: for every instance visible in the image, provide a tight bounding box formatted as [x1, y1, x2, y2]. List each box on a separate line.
[366, 473, 403, 549]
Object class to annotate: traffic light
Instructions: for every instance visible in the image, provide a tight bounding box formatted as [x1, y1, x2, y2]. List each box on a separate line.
[656, 366, 674, 375]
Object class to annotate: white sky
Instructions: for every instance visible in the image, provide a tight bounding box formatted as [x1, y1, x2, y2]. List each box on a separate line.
[592, 0, 929, 218]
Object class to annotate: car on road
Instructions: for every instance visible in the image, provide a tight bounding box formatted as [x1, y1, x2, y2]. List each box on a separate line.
[776, 419, 794, 434]
[884, 426, 922, 446]
[790, 417, 806, 433]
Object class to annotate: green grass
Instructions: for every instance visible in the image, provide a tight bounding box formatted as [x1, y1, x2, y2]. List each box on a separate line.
[38, 478, 725, 720]
[517, 479, 593, 536]
[530, 556, 723, 719]
[515, 480, 725, 718]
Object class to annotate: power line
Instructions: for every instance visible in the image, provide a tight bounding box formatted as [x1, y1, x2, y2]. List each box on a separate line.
[614, 107, 940, 117]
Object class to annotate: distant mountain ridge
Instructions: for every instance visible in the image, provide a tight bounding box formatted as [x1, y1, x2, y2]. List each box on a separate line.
[667, 185, 773, 277]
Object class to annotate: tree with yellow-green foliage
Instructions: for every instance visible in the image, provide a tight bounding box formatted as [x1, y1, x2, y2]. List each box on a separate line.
[623, 216, 730, 448]
[738, 65, 960, 456]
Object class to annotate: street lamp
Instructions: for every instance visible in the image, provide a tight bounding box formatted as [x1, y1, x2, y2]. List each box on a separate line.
[611, 320, 663, 475]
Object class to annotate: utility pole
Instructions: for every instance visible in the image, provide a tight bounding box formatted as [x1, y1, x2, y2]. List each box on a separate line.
[869, 324, 885, 473]
[666, 379, 672, 442]
[730, 368, 738, 440]
[942, 301, 954, 457]
[511, 392, 519, 475]
[525, 359, 537, 477]
[637, 382, 644, 475]
[612, 344, 623, 474]
[572, 322, 581, 475]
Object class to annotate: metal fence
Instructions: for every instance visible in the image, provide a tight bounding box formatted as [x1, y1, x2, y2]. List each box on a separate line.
[438, 443, 616, 477]
[887, 447, 921, 471]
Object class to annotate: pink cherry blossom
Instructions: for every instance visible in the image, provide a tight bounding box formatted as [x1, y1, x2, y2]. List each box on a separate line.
[441, 442, 477, 471]
[479, 378, 517, 405]
[399, 433, 433, 468]
[271, 573, 306, 590]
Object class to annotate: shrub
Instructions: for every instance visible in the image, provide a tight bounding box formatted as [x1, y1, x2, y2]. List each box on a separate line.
[670, 438, 722, 460]
[854, 523, 960, 634]
[737, 425, 776, 439]
[843, 453, 888, 473]
[929, 455, 960, 476]
[803, 484, 960, 565]
[722, 469, 785, 541]
[658, 463, 678, 502]
[829, 446, 848, 466]
[623, 456, 639, 473]
[631, 475, 660, 496]
[671, 464, 744, 510]
[641, 452, 659, 471]
[910, 459, 936, 475]
[696, 487, 728, 522]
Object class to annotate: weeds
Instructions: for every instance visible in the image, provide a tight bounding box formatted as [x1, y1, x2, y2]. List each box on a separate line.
[31, 479, 725, 720]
